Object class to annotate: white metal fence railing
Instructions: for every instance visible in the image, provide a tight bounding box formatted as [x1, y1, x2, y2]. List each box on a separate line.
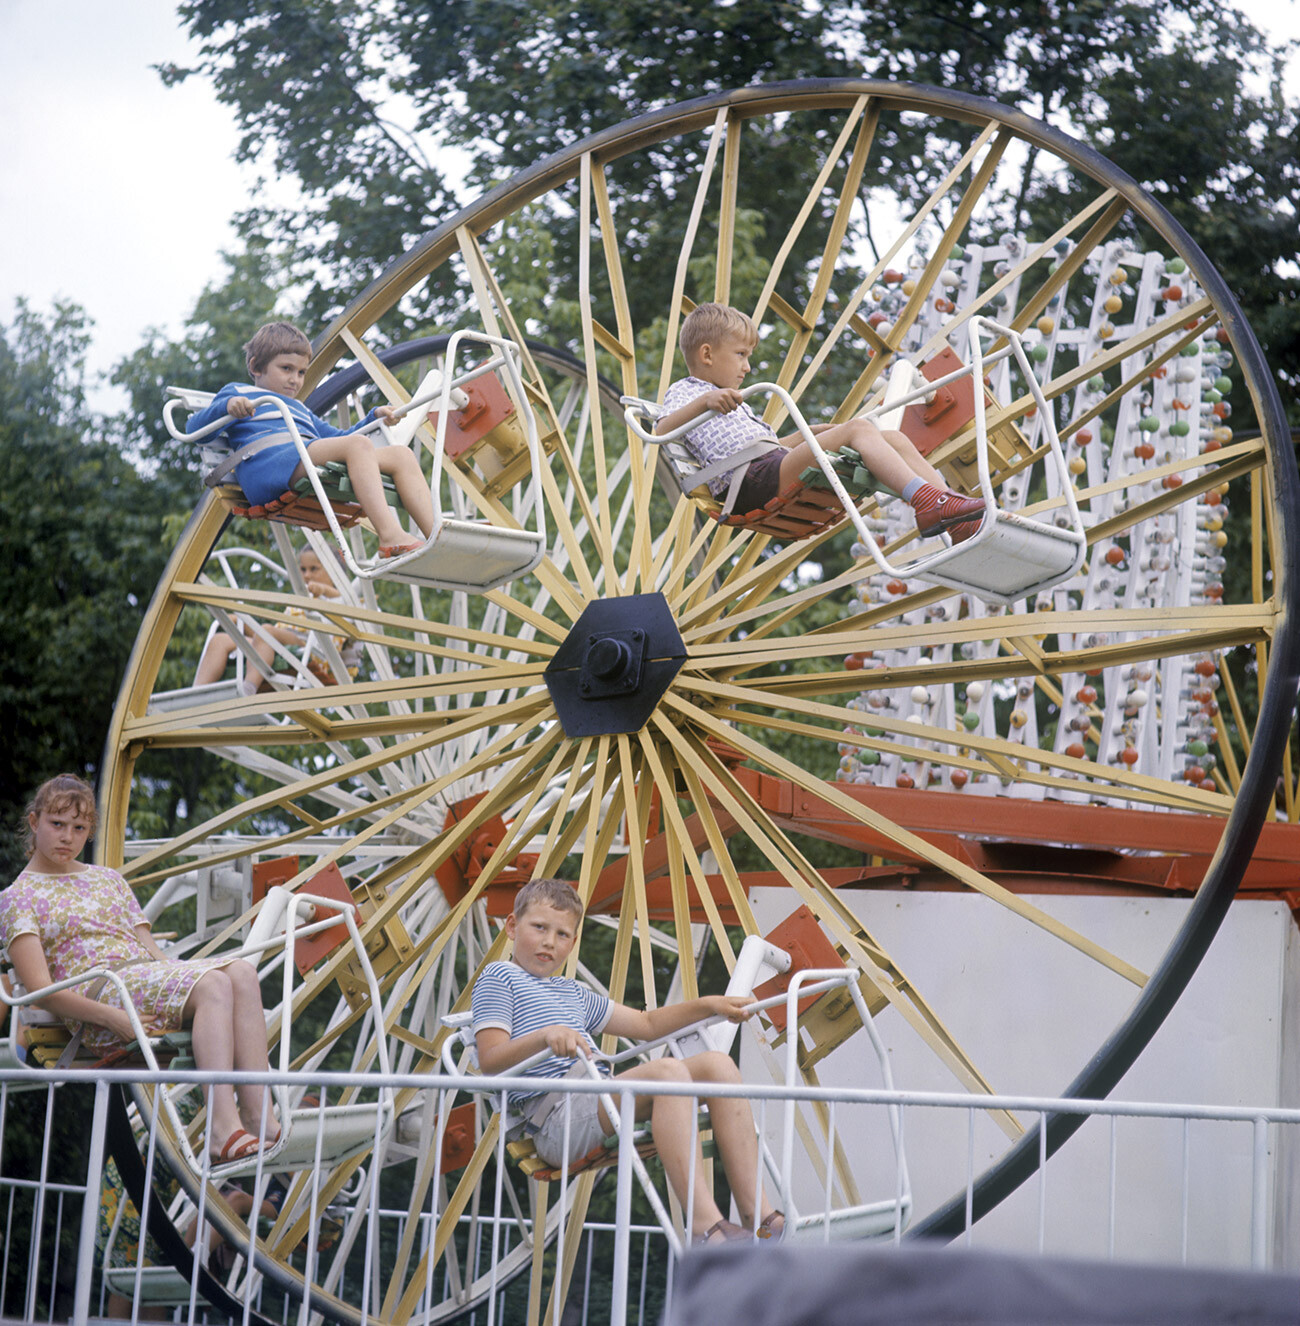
[1, 1065, 1297, 1326]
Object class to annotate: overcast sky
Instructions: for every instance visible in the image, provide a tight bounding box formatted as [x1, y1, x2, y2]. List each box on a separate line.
[3, 1, 1297, 416]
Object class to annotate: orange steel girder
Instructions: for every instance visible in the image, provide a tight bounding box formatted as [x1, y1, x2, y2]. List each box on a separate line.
[583, 777, 1300, 924]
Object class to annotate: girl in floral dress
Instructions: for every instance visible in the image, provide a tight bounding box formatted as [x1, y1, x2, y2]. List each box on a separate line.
[0, 775, 277, 1164]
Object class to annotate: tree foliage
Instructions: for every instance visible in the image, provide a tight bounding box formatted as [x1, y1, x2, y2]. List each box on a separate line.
[112, 242, 288, 501]
[0, 303, 172, 877]
[162, 0, 1299, 427]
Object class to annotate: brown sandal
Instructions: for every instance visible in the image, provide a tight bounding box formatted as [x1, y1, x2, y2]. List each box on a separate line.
[757, 1209, 786, 1239]
[694, 1218, 752, 1246]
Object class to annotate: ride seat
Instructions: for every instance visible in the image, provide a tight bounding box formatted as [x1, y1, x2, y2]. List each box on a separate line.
[164, 327, 548, 594]
[625, 395, 888, 541]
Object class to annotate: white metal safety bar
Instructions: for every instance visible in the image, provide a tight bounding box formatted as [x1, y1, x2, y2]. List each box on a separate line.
[4, 1062, 1300, 1326]
[164, 330, 548, 593]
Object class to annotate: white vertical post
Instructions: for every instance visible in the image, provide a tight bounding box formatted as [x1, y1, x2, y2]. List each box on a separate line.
[72, 1078, 111, 1326]
[1251, 1115, 1269, 1269]
[610, 1090, 636, 1326]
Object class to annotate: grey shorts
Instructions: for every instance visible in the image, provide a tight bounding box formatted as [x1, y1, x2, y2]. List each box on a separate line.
[530, 1091, 609, 1168]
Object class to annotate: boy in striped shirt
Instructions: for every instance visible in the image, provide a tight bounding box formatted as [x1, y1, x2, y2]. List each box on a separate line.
[472, 877, 784, 1244]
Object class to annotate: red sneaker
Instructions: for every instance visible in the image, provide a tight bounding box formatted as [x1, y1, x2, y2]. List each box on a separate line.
[912, 488, 986, 537]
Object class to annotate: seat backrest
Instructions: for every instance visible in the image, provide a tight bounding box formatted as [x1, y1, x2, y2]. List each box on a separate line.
[621, 396, 718, 506]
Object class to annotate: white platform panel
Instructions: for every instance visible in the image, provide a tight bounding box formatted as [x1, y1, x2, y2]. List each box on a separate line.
[745, 888, 1298, 1270]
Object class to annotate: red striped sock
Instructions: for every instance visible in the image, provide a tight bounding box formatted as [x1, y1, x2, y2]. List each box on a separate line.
[907, 483, 945, 516]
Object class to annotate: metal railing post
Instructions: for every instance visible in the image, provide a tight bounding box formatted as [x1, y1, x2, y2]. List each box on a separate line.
[71, 1078, 111, 1326]
[610, 1089, 637, 1326]
[1251, 1115, 1269, 1269]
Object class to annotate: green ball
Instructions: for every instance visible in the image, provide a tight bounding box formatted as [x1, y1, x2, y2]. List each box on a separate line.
[1188, 739, 1208, 756]
[950, 245, 965, 260]
[1168, 420, 1191, 436]
[1180, 344, 1199, 357]
[1139, 416, 1161, 433]
[1031, 343, 1049, 362]
[1205, 389, 1222, 403]
[1214, 375, 1232, 393]
[1165, 257, 1187, 274]
[861, 750, 881, 766]
[1087, 375, 1106, 393]
[962, 711, 981, 731]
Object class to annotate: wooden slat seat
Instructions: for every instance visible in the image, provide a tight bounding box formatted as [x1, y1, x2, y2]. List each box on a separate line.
[718, 451, 884, 539]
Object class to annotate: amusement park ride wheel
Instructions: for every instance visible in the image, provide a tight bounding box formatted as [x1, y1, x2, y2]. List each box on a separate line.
[97, 82, 1297, 1323]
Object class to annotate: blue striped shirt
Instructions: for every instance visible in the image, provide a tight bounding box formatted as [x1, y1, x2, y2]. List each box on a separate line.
[471, 961, 611, 1106]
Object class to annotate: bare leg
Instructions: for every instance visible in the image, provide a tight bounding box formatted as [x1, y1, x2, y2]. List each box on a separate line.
[607, 1052, 778, 1237]
[777, 419, 982, 537]
[223, 960, 276, 1140]
[881, 427, 946, 488]
[182, 969, 241, 1157]
[678, 1052, 780, 1233]
[182, 962, 273, 1156]
[606, 1059, 725, 1234]
[775, 421, 920, 495]
[298, 435, 433, 546]
[195, 632, 238, 686]
[105, 1291, 167, 1321]
[375, 444, 435, 539]
[195, 623, 296, 688]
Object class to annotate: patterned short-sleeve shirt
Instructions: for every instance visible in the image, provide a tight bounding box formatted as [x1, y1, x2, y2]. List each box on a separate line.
[661, 376, 781, 495]
[471, 960, 612, 1106]
[0, 865, 238, 1052]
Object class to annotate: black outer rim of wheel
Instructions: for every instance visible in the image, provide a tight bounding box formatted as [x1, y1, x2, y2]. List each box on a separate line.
[305, 335, 623, 415]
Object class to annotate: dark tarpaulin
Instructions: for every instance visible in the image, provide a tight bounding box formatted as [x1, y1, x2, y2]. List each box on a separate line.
[663, 1245, 1300, 1325]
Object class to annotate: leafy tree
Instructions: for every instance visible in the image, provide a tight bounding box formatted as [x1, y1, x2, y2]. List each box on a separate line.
[112, 242, 288, 500]
[163, 1, 1298, 431]
[0, 302, 172, 878]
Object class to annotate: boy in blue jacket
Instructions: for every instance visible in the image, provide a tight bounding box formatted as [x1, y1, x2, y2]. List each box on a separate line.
[189, 321, 433, 556]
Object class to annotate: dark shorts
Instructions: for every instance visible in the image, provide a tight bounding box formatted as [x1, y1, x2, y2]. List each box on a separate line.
[730, 450, 786, 513]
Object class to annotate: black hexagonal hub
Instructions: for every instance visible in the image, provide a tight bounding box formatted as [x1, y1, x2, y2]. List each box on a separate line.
[544, 593, 687, 737]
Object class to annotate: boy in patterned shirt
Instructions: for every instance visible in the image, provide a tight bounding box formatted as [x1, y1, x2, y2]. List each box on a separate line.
[658, 303, 984, 539]
[472, 877, 785, 1244]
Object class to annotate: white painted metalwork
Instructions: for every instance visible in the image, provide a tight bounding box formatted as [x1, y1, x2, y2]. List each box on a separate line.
[164, 331, 547, 593]
[1, 1060, 1297, 1326]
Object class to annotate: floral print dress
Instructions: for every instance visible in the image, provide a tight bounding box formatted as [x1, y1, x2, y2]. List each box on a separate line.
[0, 864, 237, 1052]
